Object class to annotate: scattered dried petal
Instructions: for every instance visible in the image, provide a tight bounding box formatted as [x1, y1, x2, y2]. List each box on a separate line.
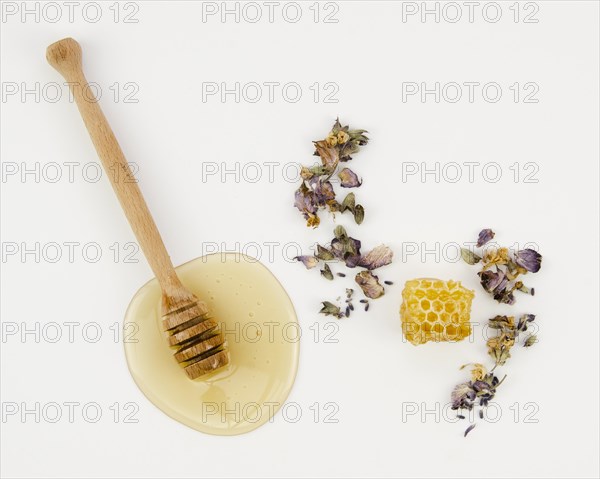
[315, 244, 335, 261]
[295, 255, 319, 269]
[341, 192, 356, 212]
[514, 249, 542, 273]
[524, 334, 538, 347]
[477, 229, 495, 247]
[451, 383, 476, 410]
[353, 204, 365, 224]
[358, 244, 394, 270]
[320, 263, 334, 280]
[319, 301, 342, 318]
[461, 248, 482, 265]
[314, 139, 339, 170]
[478, 270, 508, 294]
[464, 424, 476, 437]
[355, 270, 385, 299]
[338, 168, 362, 188]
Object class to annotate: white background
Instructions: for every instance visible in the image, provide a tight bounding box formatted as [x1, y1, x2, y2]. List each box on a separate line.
[1, 1, 599, 478]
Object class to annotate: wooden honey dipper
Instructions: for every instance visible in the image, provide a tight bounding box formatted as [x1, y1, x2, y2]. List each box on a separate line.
[46, 38, 229, 379]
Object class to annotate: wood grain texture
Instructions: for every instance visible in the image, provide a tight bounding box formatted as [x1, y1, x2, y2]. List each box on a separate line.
[47, 38, 228, 379]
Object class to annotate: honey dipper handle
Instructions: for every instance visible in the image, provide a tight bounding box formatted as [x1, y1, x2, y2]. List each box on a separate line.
[46, 38, 181, 295]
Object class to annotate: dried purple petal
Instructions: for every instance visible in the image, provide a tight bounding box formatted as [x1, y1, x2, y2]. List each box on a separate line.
[514, 249, 542, 273]
[358, 244, 394, 270]
[478, 270, 508, 293]
[451, 383, 476, 410]
[294, 185, 317, 216]
[313, 178, 336, 206]
[464, 424, 476, 437]
[494, 289, 516, 305]
[338, 168, 362, 188]
[355, 270, 385, 299]
[517, 314, 536, 331]
[477, 228, 495, 247]
[295, 255, 319, 269]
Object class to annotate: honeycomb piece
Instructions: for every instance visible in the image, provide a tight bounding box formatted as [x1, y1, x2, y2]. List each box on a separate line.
[400, 278, 475, 345]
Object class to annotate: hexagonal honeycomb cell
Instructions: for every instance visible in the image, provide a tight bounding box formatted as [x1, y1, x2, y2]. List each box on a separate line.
[400, 278, 475, 345]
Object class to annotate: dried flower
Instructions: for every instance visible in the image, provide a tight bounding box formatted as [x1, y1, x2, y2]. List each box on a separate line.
[461, 230, 542, 304]
[295, 255, 319, 269]
[319, 301, 344, 319]
[355, 270, 385, 299]
[514, 249, 542, 273]
[337, 130, 350, 144]
[478, 270, 508, 294]
[465, 363, 487, 382]
[451, 383, 476, 410]
[461, 248, 482, 265]
[523, 334, 538, 347]
[338, 168, 362, 188]
[294, 119, 369, 227]
[320, 263, 334, 280]
[477, 228, 495, 247]
[357, 244, 394, 270]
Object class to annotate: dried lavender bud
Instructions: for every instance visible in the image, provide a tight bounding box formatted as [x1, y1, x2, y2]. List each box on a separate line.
[359, 299, 368, 304]
[464, 424, 476, 437]
[517, 283, 535, 295]
[295, 255, 319, 269]
[514, 249, 542, 273]
[320, 263, 334, 280]
[384, 280, 393, 285]
[477, 229, 495, 247]
[349, 303, 354, 311]
[345, 306, 350, 317]
[478, 410, 484, 419]
[365, 303, 370, 312]
[337, 272, 346, 278]
[461, 248, 482, 265]
[346, 288, 354, 298]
